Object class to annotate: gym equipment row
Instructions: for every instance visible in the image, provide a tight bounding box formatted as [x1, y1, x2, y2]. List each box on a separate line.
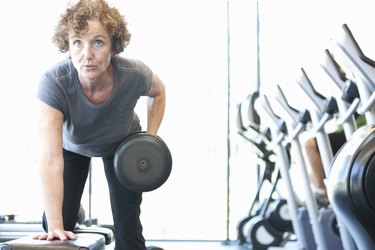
[235, 23, 374, 250]
[0, 133, 172, 249]
[327, 23, 375, 250]
[235, 94, 294, 248]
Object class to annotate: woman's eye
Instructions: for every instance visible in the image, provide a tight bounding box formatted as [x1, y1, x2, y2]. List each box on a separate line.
[94, 40, 104, 47]
[72, 40, 82, 47]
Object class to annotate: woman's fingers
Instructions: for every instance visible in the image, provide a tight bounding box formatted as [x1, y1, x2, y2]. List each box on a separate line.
[66, 231, 77, 240]
[32, 229, 76, 241]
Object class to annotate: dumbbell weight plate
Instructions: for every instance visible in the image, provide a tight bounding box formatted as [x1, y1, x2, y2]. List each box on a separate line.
[114, 132, 172, 192]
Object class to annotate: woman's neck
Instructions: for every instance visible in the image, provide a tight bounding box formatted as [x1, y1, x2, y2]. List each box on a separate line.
[79, 65, 114, 104]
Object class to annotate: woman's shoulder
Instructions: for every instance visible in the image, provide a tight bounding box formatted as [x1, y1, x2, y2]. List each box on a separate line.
[45, 59, 74, 80]
[112, 56, 148, 72]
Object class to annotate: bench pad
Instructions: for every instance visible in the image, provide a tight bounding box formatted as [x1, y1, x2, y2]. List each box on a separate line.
[0, 233, 105, 250]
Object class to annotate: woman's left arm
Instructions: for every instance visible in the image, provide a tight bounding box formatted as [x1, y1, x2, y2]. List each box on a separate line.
[146, 73, 166, 135]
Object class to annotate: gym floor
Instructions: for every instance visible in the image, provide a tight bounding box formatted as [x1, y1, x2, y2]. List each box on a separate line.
[103, 240, 298, 249]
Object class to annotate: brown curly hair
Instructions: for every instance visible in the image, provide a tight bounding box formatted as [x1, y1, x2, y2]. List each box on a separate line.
[52, 0, 131, 55]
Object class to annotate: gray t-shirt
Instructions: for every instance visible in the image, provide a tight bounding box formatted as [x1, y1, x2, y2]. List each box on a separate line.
[37, 57, 152, 157]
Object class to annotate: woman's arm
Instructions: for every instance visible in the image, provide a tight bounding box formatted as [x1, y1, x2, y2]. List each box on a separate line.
[33, 101, 76, 241]
[146, 73, 166, 135]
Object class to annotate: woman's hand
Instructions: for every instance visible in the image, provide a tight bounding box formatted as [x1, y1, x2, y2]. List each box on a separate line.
[33, 228, 77, 241]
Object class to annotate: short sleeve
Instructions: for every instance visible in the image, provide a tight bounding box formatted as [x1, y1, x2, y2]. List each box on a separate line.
[135, 59, 153, 96]
[37, 72, 66, 116]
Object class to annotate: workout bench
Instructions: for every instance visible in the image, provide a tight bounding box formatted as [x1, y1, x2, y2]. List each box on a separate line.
[0, 226, 114, 250]
[0, 233, 105, 250]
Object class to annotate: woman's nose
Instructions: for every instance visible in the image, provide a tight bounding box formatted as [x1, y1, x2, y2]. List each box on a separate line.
[83, 44, 94, 59]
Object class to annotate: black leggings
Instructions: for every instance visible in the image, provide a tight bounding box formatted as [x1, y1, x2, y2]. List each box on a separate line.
[42, 149, 146, 250]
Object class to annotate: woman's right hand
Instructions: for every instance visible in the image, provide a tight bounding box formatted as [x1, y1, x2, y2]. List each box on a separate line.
[33, 228, 77, 241]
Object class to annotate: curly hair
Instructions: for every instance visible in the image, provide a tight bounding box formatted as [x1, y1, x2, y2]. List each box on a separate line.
[52, 0, 131, 55]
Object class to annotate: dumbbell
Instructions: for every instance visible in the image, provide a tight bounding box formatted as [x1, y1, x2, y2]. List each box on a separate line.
[114, 132, 172, 193]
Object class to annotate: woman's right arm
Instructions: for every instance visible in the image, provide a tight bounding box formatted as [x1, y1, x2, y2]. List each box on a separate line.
[33, 101, 76, 241]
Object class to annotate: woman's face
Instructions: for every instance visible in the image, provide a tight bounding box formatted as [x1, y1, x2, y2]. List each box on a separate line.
[69, 19, 112, 83]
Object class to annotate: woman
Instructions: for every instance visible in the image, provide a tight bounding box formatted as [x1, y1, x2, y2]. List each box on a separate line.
[33, 0, 166, 249]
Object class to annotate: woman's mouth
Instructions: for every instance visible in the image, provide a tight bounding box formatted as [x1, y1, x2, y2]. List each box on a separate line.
[84, 65, 95, 70]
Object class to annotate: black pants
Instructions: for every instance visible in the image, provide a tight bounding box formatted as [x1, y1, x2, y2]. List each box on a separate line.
[42, 149, 146, 250]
